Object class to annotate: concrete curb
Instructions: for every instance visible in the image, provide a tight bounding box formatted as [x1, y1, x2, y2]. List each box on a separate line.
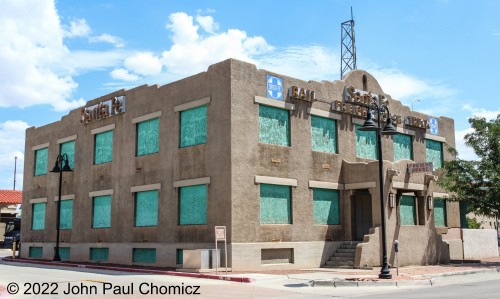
[309, 278, 434, 288]
[422, 268, 500, 278]
[1, 257, 254, 283]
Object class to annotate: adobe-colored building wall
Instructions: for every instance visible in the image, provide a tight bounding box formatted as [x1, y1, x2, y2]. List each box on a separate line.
[21, 58, 459, 269]
[21, 60, 234, 266]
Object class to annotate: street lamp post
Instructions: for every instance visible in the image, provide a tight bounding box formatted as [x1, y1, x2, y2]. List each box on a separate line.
[50, 154, 72, 261]
[357, 94, 397, 279]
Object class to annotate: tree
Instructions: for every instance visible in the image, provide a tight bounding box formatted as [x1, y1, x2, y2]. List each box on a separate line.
[438, 115, 500, 220]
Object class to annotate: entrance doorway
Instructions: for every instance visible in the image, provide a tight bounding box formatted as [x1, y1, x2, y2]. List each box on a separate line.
[351, 191, 373, 241]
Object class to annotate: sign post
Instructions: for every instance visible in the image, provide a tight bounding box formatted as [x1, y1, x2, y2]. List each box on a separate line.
[215, 226, 227, 274]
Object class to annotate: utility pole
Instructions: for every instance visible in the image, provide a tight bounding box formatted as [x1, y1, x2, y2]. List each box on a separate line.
[13, 156, 17, 190]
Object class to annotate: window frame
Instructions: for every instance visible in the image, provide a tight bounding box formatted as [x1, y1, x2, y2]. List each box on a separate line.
[258, 105, 291, 147]
[259, 183, 293, 225]
[393, 133, 414, 161]
[136, 117, 160, 157]
[134, 190, 159, 227]
[311, 115, 338, 154]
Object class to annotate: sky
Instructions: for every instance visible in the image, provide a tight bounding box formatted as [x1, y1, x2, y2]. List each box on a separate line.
[1, 0, 499, 190]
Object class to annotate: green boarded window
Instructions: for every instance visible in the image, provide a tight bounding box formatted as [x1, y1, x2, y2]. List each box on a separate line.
[29, 247, 43, 258]
[59, 200, 73, 230]
[92, 195, 111, 228]
[426, 139, 443, 169]
[133, 248, 156, 263]
[135, 190, 158, 227]
[60, 140, 75, 169]
[34, 147, 48, 176]
[176, 249, 183, 265]
[400, 195, 416, 225]
[137, 118, 159, 156]
[32, 202, 46, 230]
[260, 184, 292, 224]
[393, 134, 413, 161]
[434, 198, 447, 227]
[355, 125, 377, 159]
[94, 130, 113, 164]
[313, 189, 340, 225]
[90, 248, 109, 262]
[259, 105, 290, 146]
[311, 116, 337, 153]
[59, 247, 70, 260]
[179, 185, 207, 225]
[180, 105, 207, 148]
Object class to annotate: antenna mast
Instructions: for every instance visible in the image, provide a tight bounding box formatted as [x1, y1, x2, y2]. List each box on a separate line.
[340, 7, 357, 79]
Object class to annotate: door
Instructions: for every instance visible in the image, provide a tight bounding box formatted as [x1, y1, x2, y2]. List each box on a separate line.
[352, 192, 373, 241]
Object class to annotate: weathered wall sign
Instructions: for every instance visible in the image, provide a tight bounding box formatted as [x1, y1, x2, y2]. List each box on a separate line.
[333, 86, 402, 124]
[288, 86, 317, 102]
[407, 162, 434, 173]
[405, 116, 430, 129]
[81, 96, 126, 124]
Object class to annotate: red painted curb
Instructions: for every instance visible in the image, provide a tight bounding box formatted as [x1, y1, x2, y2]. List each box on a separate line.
[2, 257, 254, 283]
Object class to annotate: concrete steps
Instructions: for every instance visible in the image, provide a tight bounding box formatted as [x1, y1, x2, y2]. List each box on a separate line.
[323, 241, 361, 269]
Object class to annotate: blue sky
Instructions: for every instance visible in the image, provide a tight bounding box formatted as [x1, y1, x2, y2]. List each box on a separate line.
[1, 0, 499, 189]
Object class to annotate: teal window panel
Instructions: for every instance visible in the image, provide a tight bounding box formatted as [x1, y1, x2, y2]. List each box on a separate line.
[89, 248, 109, 262]
[260, 184, 292, 224]
[311, 116, 337, 153]
[92, 195, 111, 228]
[133, 248, 156, 263]
[135, 190, 158, 227]
[176, 249, 183, 265]
[137, 118, 159, 156]
[426, 139, 443, 169]
[434, 198, 447, 227]
[400, 195, 416, 225]
[29, 247, 43, 258]
[259, 105, 290, 146]
[179, 185, 207, 225]
[94, 130, 113, 164]
[313, 189, 340, 225]
[34, 147, 48, 176]
[59, 247, 70, 260]
[180, 105, 207, 148]
[355, 125, 377, 159]
[60, 140, 75, 169]
[59, 200, 73, 230]
[393, 134, 413, 161]
[32, 202, 46, 230]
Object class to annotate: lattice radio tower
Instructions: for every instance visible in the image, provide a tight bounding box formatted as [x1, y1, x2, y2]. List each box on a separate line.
[340, 7, 356, 79]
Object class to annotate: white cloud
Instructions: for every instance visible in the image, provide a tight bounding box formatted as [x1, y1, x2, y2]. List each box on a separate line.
[455, 128, 478, 161]
[110, 68, 140, 81]
[158, 12, 273, 77]
[365, 66, 457, 104]
[196, 15, 218, 33]
[0, 0, 88, 110]
[89, 33, 125, 48]
[124, 52, 162, 76]
[0, 120, 29, 189]
[63, 18, 91, 38]
[258, 46, 338, 82]
[462, 104, 500, 121]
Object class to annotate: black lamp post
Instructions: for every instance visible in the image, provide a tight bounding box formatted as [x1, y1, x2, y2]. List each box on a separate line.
[357, 95, 397, 279]
[50, 154, 72, 261]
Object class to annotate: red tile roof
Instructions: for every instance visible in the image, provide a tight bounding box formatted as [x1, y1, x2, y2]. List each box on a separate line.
[0, 190, 22, 204]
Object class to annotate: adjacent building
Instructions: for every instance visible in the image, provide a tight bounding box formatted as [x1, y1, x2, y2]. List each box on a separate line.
[21, 59, 459, 270]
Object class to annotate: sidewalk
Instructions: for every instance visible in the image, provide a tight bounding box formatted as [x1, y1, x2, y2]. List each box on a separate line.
[2, 254, 500, 287]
